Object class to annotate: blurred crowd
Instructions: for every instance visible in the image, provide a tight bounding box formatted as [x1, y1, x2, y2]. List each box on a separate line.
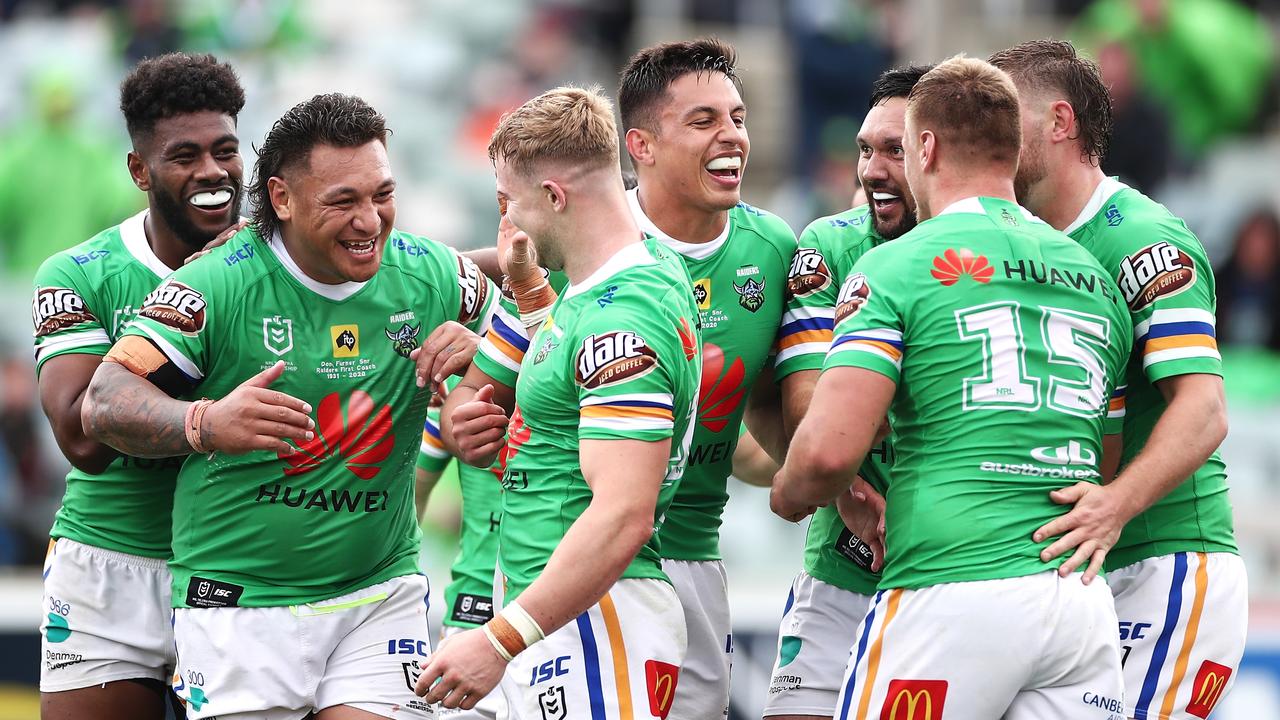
[0, 0, 1278, 568]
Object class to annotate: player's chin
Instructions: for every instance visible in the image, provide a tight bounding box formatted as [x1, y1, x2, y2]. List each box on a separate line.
[332, 239, 384, 282]
[187, 206, 239, 238]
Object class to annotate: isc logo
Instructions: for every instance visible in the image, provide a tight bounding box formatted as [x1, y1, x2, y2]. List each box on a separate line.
[529, 656, 569, 685]
[1118, 621, 1151, 641]
[386, 639, 429, 656]
[1117, 242, 1195, 311]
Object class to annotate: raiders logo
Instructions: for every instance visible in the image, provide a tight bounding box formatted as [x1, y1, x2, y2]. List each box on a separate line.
[139, 280, 207, 334]
[834, 273, 871, 323]
[1117, 241, 1196, 311]
[32, 287, 96, 337]
[787, 247, 830, 298]
[575, 331, 658, 389]
[456, 255, 490, 324]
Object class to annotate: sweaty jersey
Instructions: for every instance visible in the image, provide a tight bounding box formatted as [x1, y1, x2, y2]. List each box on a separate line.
[1065, 178, 1237, 569]
[473, 238, 701, 601]
[32, 210, 179, 558]
[825, 197, 1132, 590]
[628, 189, 797, 561]
[124, 225, 500, 607]
[777, 205, 894, 595]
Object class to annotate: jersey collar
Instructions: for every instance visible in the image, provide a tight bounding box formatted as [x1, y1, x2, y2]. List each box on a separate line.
[1063, 177, 1129, 236]
[267, 231, 368, 301]
[119, 210, 176, 280]
[627, 187, 730, 261]
[936, 196, 1048, 225]
[562, 241, 655, 300]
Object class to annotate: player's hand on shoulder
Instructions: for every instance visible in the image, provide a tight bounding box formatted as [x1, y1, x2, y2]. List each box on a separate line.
[412, 322, 482, 389]
[415, 626, 507, 709]
[1033, 481, 1134, 584]
[184, 218, 249, 265]
[201, 360, 314, 454]
[449, 384, 508, 467]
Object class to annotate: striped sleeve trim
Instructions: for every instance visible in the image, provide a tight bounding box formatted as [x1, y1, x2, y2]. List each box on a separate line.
[133, 323, 203, 381]
[828, 328, 904, 369]
[1108, 384, 1127, 420]
[1135, 308, 1219, 369]
[579, 392, 674, 433]
[34, 329, 110, 363]
[419, 417, 449, 459]
[478, 308, 529, 374]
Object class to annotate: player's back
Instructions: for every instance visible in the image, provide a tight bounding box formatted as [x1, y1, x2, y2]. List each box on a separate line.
[828, 197, 1131, 589]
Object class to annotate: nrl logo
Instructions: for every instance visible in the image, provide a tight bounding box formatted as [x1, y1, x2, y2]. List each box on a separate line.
[733, 277, 766, 313]
[385, 323, 421, 359]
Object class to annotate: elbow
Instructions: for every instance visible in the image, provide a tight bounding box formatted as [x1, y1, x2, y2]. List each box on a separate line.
[1207, 400, 1229, 449]
[79, 383, 103, 443]
[615, 512, 655, 558]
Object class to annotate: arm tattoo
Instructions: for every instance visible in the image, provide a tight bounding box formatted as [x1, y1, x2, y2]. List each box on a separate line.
[84, 362, 193, 458]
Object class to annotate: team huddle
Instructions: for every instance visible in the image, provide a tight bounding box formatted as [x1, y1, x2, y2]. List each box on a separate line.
[29, 35, 1243, 720]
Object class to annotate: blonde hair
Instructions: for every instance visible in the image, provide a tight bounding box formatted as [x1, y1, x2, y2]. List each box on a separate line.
[907, 56, 1021, 168]
[488, 86, 619, 175]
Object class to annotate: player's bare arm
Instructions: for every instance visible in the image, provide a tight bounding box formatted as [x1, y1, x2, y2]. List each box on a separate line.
[441, 361, 515, 466]
[1100, 432, 1122, 483]
[38, 354, 119, 474]
[731, 427, 778, 487]
[780, 368, 819, 442]
[464, 247, 503, 285]
[1034, 373, 1227, 581]
[417, 436, 670, 708]
[83, 356, 313, 457]
[771, 366, 895, 522]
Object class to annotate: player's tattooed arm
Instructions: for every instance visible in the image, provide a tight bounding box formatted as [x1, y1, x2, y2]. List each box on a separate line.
[81, 361, 193, 458]
[38, 354, 120, 473]
[744, 365, 787, 465]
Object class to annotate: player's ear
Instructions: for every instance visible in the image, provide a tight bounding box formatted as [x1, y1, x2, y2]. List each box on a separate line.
[1050, 100, 1076, 144]
[919, 130, 937, 172]
[127, 151, 150, 192]
[542, 180, 567, 213]
[268, 176, 292, 222]
[625, 127, 656, 167]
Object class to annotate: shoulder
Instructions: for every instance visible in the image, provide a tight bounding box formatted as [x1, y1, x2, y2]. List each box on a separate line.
[35, 223, 127, 286]
[179, 225, 274, 292]
[1094, 188, 1208, 259]
[732, 201, 798, 256]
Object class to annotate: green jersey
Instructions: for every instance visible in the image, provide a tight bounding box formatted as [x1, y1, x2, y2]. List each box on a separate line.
[1065, 178, 1237, 569]
[824, 197, 1131, 590]
[473, 238, 701, 601]
[778, 205, 894, 595]
[628, 190, 797, 561]
[32, 211, 178, 558]
[124, 226, 500, 607]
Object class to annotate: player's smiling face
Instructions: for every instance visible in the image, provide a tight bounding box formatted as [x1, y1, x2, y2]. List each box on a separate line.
[274, 140, 396, 284]
[651, 72, 748, 212]
[136, 110, 242, 249]
[857, 97, 917, 239]
[494, 157, 564, 270]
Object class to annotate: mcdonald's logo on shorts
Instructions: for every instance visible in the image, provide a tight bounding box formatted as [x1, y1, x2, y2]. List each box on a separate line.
[880, 679, 948, 720]
[645, 660, 679, 719]
[1186, 660, 1232, 718]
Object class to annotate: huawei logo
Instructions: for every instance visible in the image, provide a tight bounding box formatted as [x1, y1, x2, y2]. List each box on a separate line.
[698, 342, 746, 433]
[931, 248, 993, 286]
[279, 391, 395, 480]
[497, 405, 531, 474]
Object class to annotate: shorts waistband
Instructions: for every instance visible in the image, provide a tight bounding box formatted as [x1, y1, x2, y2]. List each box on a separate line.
[52, 537, 169, 571]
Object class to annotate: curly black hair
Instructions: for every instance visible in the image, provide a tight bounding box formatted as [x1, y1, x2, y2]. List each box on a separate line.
[869, 64, 935, 109]
[119, 52, 245, 142]
[249, 93, 389, 241]
[618, 38, 742, 133]
[989, 40, 1114, 165]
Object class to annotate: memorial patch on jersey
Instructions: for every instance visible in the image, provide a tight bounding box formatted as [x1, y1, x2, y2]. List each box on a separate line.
[32, 287, 95, 337]
[931, 248, 993, 286]
[787, 247, 830, 298]
[834, 273, 871, 324]
[139, 280, 207, 334]
[574, 331, 658, 389]
[1117, 241, 1196, 312]
[455, 254, 490, 324]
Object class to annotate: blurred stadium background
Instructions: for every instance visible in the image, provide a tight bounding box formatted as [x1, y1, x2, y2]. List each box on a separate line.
[0, 0, 1277, 717]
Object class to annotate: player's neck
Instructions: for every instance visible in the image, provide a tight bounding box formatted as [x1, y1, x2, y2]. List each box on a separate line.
[635, 182, 728, 244]
[142, 208, 196, 271]
[1036, 163, 1107, 232]
[562, 195, 643, 286]
[924, 172, 1016, 219]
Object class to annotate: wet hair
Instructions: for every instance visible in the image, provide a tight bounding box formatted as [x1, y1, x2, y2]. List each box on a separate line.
[869, 64, 935, 109]
[488, 86, 618, 175]
[249, 93, 389, 240]
[989, 39, 1113, 165]
[907, 56, 1022, 169]
[120, 52, 245, 143]
[618, 38, 741, 133]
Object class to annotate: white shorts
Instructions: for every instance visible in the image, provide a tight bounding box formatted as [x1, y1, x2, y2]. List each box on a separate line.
[837, 571, 1125, 720]
[1110, 552, 1248, 720]
[172, 573, 435, 720]
[501, 578, 686, 720]
[40, 537, 176, 692]
[661, 558, 731, 720]
[438, 624, 505, 720]
[764, 571, 874, 717]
